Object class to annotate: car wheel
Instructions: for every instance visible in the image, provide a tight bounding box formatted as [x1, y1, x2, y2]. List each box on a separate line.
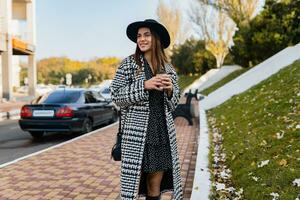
[29, 131, 44, 139]
[82, 119, 93, 134]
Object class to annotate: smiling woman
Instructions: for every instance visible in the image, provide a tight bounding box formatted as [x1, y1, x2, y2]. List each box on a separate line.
[111, 19, 183, 200]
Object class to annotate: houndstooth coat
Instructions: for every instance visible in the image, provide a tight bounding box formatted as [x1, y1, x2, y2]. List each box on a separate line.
[110, 55, 183, 200]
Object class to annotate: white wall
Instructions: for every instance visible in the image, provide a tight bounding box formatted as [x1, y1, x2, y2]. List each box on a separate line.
[183, 65, 241, 94]
[200, 43, 300, 110]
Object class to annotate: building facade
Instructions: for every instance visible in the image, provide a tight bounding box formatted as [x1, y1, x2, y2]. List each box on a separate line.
[0, 0, 36, 101]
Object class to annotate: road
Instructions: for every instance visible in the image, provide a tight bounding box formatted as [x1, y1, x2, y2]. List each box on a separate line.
[0, 119, 104, 165]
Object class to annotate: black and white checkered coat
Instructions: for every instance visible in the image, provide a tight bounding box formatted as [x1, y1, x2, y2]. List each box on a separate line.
[110, 55, 183, 200]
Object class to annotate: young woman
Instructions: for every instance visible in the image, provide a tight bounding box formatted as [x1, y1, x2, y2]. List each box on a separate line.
[111, 19, 183, 200]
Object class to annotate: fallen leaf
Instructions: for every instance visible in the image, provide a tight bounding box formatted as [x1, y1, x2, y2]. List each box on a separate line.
[270, 192, 280, 200]
[276, 131, 284, 139]
[258, 160, 270, 168]
[259, 140, 267, 146]
[278, 159, 287, 166]
[292, 178, 300, 187]
[252, 176, 259, 182]
[215, 182, 226, 191]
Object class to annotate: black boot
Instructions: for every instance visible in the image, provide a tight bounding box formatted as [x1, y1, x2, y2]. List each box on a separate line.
[146, 194, 161, 200]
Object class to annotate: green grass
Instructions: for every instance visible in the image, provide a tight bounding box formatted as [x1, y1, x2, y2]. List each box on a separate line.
[178, 74, 201, 92]
[207, 60, 300, 199]
[200, 68, 249, 96]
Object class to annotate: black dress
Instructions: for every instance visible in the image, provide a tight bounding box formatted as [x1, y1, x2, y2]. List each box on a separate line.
[141, 60, 173, 173]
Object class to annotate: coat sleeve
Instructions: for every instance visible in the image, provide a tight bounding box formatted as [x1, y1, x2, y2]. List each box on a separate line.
[166, 64, 180, 112]
[110, 58, 149, 108]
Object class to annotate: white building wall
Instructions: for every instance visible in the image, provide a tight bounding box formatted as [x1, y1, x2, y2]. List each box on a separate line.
[12, 20, 21, 88]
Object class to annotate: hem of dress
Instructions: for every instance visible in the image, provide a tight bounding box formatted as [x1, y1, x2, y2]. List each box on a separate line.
[142, 167, 173, 174]
[138, 188, 174, 197]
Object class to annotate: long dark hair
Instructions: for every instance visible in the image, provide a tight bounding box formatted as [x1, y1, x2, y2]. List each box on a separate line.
[134, 28, 168, 75]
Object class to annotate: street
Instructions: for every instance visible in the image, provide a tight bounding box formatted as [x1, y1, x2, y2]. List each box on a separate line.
[0, 119, 101, 165]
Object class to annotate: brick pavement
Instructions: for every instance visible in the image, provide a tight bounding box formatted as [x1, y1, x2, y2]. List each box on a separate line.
[0, 115, 199, 200]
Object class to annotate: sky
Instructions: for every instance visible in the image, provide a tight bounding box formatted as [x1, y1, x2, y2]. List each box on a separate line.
[36, 0, 192, 61]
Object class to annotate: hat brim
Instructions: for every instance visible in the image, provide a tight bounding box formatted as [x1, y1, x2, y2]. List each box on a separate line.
[126, 21, 170, 49]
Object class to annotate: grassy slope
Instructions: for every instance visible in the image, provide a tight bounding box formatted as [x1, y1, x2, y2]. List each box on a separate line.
[178, 74, 201, 92]
[207, 60, 300, 199]
[200, 68, 249, 96]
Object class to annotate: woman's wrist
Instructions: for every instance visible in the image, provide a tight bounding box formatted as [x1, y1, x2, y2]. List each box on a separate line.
[144, 80, 149, 90]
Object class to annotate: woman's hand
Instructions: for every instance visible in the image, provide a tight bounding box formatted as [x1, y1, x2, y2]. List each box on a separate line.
[144, 76, 164, 91]
[159, 74, 173, 97]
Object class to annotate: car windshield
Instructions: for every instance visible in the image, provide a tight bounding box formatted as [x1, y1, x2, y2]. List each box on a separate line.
[39, 91, 81, 104]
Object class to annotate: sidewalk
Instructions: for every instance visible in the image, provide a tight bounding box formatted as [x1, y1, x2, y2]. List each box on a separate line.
[0, 101, 25, 121]
[0, 115, 199, 199]
[0, 94, 32, 120]
[0, 101, 26, 112]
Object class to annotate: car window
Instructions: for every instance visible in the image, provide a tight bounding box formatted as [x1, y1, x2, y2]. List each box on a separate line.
[39, 91, 81, 104]
[85, 92, 98, 103]
[92, 91, 106, 101]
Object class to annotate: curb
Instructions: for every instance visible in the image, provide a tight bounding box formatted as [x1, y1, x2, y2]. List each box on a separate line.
[190, 107, 211, 200]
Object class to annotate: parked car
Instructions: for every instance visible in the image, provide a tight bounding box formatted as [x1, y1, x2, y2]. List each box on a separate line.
[19, 88, 118, 139]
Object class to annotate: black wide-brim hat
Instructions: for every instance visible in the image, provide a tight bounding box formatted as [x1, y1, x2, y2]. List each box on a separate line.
[126, 19, 170, 49]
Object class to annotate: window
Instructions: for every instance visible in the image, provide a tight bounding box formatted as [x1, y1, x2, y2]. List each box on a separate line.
[84, 92, 97, 103]
[40, 91, 81, 104]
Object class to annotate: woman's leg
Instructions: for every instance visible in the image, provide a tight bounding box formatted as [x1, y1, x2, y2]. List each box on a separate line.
[146, 171, 164, 197]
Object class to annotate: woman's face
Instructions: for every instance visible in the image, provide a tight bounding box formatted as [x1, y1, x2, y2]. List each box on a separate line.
[137, 27, 152, 53]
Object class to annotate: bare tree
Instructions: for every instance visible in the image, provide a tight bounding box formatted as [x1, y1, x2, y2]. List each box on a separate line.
[156, 0, 186, 57]
[197, 0, 262, 27]
[205, 11, 236, 68]
[190, 1, 236, 68]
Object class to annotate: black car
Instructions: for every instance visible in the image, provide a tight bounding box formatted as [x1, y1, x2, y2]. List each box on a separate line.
[19, 88, 118, 139]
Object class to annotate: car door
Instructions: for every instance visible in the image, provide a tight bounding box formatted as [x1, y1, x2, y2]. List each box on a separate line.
[84, 91, 102, 125]
[92, 91, 114, 123]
